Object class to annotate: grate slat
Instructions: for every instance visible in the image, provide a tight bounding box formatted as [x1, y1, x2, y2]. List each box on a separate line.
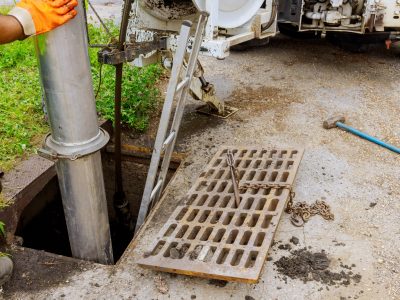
[138, 146, 304, 283]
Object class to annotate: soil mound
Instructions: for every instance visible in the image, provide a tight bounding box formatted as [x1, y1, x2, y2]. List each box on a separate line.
[274, 248, 361, 286]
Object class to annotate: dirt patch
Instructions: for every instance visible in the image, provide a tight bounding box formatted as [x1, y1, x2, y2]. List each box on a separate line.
[290, 236, 299, 245]
[229, 86, 304, 130]
[188, 245, 202, 260]
[178, 111, 223, 145]
[3, 247, 93, 295]
[169, 244, 189, 259]
[154, 274, 169, 294]
[274, 248, 362, 286]
[282, 59, 297, 67]
[208, 279, 228, 287]
[230, 86, 302, 111]
[278, 243, 292, 251]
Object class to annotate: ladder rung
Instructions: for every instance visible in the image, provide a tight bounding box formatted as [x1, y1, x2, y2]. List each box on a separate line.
[136, 14, 208, 234]
[150, 179, 163, 201]
[162, 131, 176, 151]
[176, 77, 190, 93]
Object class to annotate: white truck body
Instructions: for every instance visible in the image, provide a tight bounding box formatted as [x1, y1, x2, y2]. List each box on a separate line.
[278, 0, 400, 33]
[129, 0, 400, 59]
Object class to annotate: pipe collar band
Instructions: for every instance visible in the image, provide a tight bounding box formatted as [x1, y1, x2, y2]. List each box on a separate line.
[39, 128, 110, 161]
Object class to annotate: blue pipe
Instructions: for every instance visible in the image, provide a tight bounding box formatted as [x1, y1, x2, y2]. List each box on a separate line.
[336, 122, 400, 154]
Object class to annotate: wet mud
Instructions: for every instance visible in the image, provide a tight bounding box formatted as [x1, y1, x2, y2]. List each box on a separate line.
[274, 248, 362, 287]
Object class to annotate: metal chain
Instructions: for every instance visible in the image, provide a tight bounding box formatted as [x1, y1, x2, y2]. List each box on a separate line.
[229, 156, 334, 227]
[285, 199, 334, 227]
[238, 182, 292, 191]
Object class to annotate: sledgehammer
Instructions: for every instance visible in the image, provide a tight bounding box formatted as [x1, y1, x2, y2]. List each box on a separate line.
[323, 116, 400, 154]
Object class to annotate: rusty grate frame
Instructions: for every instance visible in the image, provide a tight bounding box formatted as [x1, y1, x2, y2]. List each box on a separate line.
[138, 147, 304, 283]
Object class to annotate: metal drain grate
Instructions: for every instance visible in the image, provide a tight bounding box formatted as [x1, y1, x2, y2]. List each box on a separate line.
[138, 147, 304, 283]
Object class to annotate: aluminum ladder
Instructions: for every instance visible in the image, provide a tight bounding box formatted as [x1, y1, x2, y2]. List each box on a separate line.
[135, 13, 209, 233]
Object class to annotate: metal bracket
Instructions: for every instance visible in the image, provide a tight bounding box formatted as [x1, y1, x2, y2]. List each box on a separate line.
[38, 148, 80, 161]
[98, 46, 136, 65]
[98, 37, 167, 65]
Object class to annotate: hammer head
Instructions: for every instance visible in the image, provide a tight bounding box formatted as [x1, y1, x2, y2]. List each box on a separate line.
[323, 116, 346, 129]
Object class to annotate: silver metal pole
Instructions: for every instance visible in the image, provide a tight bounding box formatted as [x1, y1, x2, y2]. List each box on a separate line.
[34, 2, 113, 264]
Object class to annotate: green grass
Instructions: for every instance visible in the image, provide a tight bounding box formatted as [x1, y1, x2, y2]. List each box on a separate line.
[0, 6, 46, 170]
[88, 22, 163, 131]
[0, 13, 162, 171]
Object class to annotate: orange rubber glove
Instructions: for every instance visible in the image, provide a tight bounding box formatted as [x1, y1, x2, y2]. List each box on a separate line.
[8, 0, 78, 36]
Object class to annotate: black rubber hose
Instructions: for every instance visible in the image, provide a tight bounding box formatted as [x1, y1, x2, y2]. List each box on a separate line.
[261, 0, 278, 32]
[113, 0, 135, 231]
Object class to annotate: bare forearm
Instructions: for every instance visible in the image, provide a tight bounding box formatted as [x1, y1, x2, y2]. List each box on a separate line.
[0, 15, 25, 45]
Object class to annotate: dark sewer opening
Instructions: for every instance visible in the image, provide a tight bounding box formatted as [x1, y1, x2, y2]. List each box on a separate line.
[16, 186, 134, 261]
[15, 149, 180, 263]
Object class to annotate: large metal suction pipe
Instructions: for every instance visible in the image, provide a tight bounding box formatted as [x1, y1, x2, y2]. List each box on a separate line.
[140, 0, 264, 28]
[34, 2, 113, 264]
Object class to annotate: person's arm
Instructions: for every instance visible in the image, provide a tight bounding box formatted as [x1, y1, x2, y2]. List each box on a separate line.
[0, 0, 77, 45]
[0, 15, 25, 44]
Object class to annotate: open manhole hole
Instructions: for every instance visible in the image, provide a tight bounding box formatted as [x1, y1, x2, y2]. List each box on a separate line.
[14, 146, 182, 264]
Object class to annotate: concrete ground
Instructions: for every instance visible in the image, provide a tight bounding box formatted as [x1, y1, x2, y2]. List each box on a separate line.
[4, 31, 400, 299]
[86, 0, 123, 26]
[3, 1, 400, 298]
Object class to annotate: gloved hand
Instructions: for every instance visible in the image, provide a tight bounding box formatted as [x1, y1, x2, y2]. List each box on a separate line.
[8, 0, 78, 36]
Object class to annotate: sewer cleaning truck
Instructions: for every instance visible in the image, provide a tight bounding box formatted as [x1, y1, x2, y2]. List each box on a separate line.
[128, 0, 400, 57]
[104, 0, 399, 115]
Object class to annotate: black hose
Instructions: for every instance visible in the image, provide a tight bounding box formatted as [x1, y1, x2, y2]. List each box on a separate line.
[113, 0, 135, 231]
[261, 0, 278, 32]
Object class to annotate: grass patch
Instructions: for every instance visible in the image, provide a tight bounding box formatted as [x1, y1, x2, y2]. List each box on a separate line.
[0, 6, 47, 171]
[0, 15, 162, 171]
[88, 22, 163, 131]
